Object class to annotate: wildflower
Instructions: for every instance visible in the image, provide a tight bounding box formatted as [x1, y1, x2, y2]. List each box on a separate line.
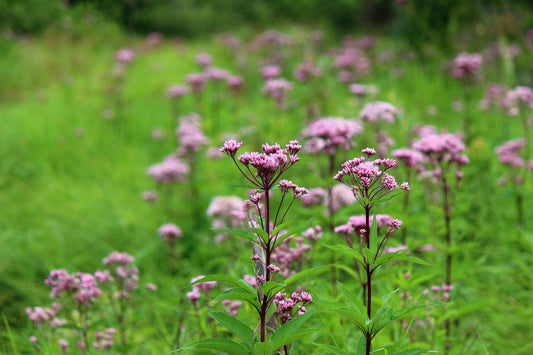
[166, 84, 189, 99]
[294, 59, 322, 82]
[158, 223, 183, 243]
[452, 52, 483, 80]
[195, 53, 212, 67]
[115, 49, 135, 64]
[147, 155, 189, 184]
[302, 117, 362, 154]
[359, 101, 398, 123]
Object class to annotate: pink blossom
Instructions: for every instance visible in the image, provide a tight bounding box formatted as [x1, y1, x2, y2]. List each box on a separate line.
[186, 73, 208, 93]
[115, 49, 135, 64]
[147, 155, 189, 184]
[294, 59, 322, 82]
[158, 223, 183, 243]
[195, 53, 212, 67]
[359, 101, 398, 123]
[452, 52, 483, 80]
[176, 113, 209, 155]
[302, 117, 362, 154]
[261, 65, 281, 80]
[166, 84, 189, 99]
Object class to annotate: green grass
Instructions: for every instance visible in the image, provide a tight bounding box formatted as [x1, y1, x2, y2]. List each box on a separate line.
[1, 21, 533, 354]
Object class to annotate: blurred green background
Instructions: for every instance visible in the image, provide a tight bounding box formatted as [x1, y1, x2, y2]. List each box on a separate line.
[1, 0, 532, 50]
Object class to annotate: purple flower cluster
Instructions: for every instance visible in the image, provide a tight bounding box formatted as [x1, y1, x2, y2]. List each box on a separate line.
[45, 270, 102, 306]
[166, 84, 189, 99]
[294, 59, 322, 82]
[335, 214, 402, 237]
[176, 113, 209, 156]
[262, 78, 294, 108]
[207, 196, 246, 242]
[412, 131, 469, 176]
[273, 290, 313, 324]
[302, 117, 363, 154]
[271, 234, 312, 277]
[115, 49, 135, 64]
[188, 275, 217, 304]
[359, 101, 399, 123]
[102, 251, 139, 298]
[334, 148, 409, 209]
[93, 328, 115, 350]
[391, 148, 424, 169]
[147, 155, 190, 184]
[452, 52, 483, 80]
[157, 223, 183, 243]
[220, 140, 302, 191]
[260, 65, 281, 81]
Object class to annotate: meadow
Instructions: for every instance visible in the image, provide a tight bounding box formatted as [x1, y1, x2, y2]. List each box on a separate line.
[1, 14, 533, 355]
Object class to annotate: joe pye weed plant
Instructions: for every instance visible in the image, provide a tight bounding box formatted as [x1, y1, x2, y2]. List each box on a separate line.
[316, 148, 430, 355]
[181, 139, 323, 354]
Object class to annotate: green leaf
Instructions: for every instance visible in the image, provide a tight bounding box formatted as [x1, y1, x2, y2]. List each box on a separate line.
[276, 328, 319, 347]
[391, 347, 430, 355]
[338, 282, 367, 316]
[373, 251, 431, 270]
[261, 281, 286, 297]
[270, 307, 314, 351]
[213, 228, 258, 243]
[369, 214, 378, 256]
[250, 227, 269, 244]
[272, 218, 314, 248]
[315, 300, 368, 330]
[357, 334, 367, 354]
[371, 192, 401, 205]
[252, 341, 268, 355]
[320, 242, 365, 265]
[313, 343, 350, 355]
[284, 265, 331, 286]
[208, 310, 254, 348]
[191, 274, 242, 287]
[211, 287, 261, 311]
[371, 348, 389, 355]
[177, 338, 249, 355]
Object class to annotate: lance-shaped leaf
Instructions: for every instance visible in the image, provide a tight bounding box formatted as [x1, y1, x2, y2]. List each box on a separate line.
[272, 219, 314, 248]
[211, 288, 260, 312]
[208, 310, 254, 348]
[176, 338, 249, 355]
[318, 242, 365, 265]
[269, 307, 315, 351]
[284, 265, 331, 286]
[212, 228, 258, 243]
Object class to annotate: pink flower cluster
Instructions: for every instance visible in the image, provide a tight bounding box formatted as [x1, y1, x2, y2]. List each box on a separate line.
[45, 270, 102, 306]
[188, 275, 217, 304]
[412, 131, 469, 171]
[479, 83, 508, 111]
[220, 140, 302, 190]
[166, 84, 189, 99]
[26, 304, 62, 326]
[391, 148, 424, 169]
[452, 52, 483, 80]
[262, 78, 294, 108]
[271, 235, 312, 277]
[222, 300, 243, 316]
[102, 251, 139, 298]
[299, 187, 326, 207]
[93, 328, 115, 350]
[261, 65, 281, 81]
[176, 113, 209, 155]
[115, 49, 135, 64]
[349, 83, 377, 98]
[207, 196, 246, 241]
[294, 59, 322, 82]
[147, 155, 190, 184]
[334, 47, 370, 77]
[302, 117, 363, 154]
[334, 148, 409, 208]
[359, 101, 399, 123]
[158, 223, 183, 243]
[335, 214, 402, 237]
[505, 85, 533, 112]
[273, 290, 313, 324]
